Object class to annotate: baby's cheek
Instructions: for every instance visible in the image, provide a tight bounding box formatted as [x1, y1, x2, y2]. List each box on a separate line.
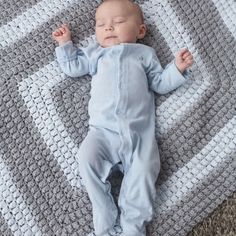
[95, 31, 103, 44]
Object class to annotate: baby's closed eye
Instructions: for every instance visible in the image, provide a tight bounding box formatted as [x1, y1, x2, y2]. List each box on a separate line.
[96, 22, 105, 27]
[114, 20, 126, 24]
[113, 17, 127, 24]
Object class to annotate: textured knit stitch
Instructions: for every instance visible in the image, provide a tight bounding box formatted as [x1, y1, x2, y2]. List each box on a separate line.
[0, 0, 235, 236]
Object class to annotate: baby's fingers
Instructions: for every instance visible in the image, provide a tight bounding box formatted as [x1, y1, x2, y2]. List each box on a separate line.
[52, 24, 69, 35]
[59, 27, 66, 34]
[182, 50, 192, 59]
[52, 28, 63, 36]
[185, 56, 194, 66]
[61, 24, 70, 33]
[52, 31, 61, 37]
[177, 48, 188, 57]
[56, 26, 67, 35]
[185, 52, 194, 60]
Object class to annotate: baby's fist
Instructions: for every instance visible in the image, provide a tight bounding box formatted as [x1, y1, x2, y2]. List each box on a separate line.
[175, 48, 194, 73]
[52, 24, 71, 45]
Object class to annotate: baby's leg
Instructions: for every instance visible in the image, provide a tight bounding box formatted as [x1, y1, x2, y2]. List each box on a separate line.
[118, 138, 160, 236]
[78, 127, 121, 236]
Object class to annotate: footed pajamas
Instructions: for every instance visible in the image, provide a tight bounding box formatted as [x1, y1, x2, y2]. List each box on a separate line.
[56, 41, 188, 236]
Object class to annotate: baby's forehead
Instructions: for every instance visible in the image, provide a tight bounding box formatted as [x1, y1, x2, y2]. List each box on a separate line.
[96, 0, 143, 22]
[96, 1, 132, 14]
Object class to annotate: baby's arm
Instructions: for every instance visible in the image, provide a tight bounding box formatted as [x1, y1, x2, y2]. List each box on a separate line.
[147, 49, 194, 94]
[52, 24, 90, 77]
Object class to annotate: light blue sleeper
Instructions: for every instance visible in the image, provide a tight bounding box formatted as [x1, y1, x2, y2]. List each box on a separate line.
[55, 41, 188, 236]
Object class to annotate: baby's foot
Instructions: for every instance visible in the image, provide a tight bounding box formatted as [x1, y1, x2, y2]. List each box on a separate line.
[88, 225, 123, 236]
[108, 225, 123, 235]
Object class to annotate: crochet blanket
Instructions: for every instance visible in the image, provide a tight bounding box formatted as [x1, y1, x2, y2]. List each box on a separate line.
[0, 0, 235, 235]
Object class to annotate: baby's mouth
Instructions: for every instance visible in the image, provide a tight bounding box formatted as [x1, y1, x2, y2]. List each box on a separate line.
[105, 36, 117, 40]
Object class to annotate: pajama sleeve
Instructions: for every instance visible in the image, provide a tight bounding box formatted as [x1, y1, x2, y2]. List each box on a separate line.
[146, 49, 189, 94]
[55, 41, 98, 77]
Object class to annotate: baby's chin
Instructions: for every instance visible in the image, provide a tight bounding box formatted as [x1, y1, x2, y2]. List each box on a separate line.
[99, 38, 135, 48]
[100, 38, 121, 48]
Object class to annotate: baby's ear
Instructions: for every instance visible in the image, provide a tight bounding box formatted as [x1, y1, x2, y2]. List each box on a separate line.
[137, 24, 147, 39]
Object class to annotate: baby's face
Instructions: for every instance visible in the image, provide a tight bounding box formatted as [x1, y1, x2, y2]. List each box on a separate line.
[95, 0, 146, 48]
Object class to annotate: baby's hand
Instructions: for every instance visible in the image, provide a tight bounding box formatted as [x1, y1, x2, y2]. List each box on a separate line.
[52, 24, 72, 45]
[175, 48, 194, 73]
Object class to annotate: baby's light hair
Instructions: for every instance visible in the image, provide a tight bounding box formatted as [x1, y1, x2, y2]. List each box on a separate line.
[98, 0, 144, 23]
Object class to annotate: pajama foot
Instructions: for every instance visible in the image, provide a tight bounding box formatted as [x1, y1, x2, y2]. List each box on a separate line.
[88, 225, 123, 236]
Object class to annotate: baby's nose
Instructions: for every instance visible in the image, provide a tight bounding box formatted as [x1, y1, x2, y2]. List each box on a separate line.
[105, 25, 114, 31]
